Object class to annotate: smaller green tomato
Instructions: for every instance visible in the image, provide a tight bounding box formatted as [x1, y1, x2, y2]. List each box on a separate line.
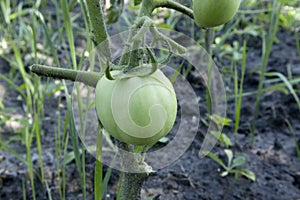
[95, 69, 177, 146]
[193, 0, 241, 28]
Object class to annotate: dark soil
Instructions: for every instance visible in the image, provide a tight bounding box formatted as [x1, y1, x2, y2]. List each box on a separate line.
[1, 7, 300, 200]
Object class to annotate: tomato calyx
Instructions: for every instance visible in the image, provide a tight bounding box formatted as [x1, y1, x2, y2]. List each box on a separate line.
[105, 46, 172, 80]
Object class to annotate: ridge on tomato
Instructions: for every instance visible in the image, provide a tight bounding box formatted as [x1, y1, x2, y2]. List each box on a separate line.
[193, 0, 241, 28]
[95, 69, 177, 146]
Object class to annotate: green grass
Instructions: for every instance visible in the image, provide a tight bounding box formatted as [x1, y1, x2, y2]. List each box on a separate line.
[234, 41, 247, 139]
[251, 0, 282, 144]
[0, 0, 88, 199]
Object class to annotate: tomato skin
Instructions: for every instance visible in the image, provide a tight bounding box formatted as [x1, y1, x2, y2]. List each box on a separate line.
[193, 0, 241, 28]
[95, 69, 177, 145]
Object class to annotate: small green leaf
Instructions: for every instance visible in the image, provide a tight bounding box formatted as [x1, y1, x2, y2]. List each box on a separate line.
[221, 134, 232, 147]
[209, 114, 232, 126]
[158, 137, 169, 143]
[224, 149, 233, 166]
[107, 0, 124, 24]
[157, 23, 172, 29]
[204, 151, 226, 170]
[134, 0, 142, 5]
[64, 149, 82, 165]
[231, 156, 246, 169]
[239, 169, 256, 181]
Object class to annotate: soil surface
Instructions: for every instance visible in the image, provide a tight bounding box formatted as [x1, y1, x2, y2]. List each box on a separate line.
[1, 7, 300, 200]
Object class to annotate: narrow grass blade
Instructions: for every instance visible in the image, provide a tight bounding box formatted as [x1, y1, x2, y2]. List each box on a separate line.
[45, 181, 53, 200]
[63, 81, 83, 190]
[265, 72, 300, 111]
[295, 31, 300, 61]
[116, 171, 124, 200]
[102, 153, 118, 199]
[285, 119, 300, 162]
[22, 177, 27, 200]
[62, 113, 70, 200]
[0, 142, 27, 166]
[252, 0, 281, 142]
[94, 125, 103, 200]
[61, 0, 77, 70]
[0, 73, 25, 99]
[170, 60, 184, 83]
[234, 41, 247, 136]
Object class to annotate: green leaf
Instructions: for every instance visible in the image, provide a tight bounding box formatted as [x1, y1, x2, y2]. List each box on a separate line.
[265, 72, 300, 112]
[231, 156, 246, 169]
[94, 128, 103, 200]
[239, 169, 256, 181]
[210, 131, 233, 147]
[64, 149, 81, 165]
[219, 133, 232, 147]
[102, 165, 114, 199]
[204, 151, 227, 170]
[107, 0, 124, 24]
[224, 149, 233, 166]
[44, 81, 64, 97]
[209, 114, 232, 126]
[158, 137, 169, 143]
[134, 0, 142, 6]
[157, 23, 172, 29]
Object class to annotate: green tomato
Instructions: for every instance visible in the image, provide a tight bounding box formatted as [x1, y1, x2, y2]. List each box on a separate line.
[193, 0, 241, 28]
[95, 69, 177, 145]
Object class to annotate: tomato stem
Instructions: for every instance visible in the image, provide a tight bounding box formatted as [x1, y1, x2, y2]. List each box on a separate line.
[152, 0, 194, 19]
[118, 142, 150, 200]
[119, 0, 191, 68]
[29, 64, 102, 87]
[139, 0, 194, 19]
[85, 0, 109, 46]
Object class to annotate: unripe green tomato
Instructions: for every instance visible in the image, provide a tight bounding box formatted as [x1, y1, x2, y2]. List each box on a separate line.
[95, 69, 177, 145]
[193, 0, 241, 28]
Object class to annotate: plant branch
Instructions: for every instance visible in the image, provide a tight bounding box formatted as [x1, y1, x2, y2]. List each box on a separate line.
[30, 64, 102, 88]
[118, 142, 149, 200]
[86, 0, 108, 45]
[153, 0, 194, 19]
[119, 172, 147, 200]
[86, 0, 111, 59]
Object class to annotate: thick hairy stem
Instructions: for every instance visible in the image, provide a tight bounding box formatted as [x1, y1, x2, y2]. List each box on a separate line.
[119, 16, 149, 66]
[118, 142, 149, 200]
[86, 0, 111, 59]
[86, 0, 108, 45]
[30, 64, 101, 87]
[119, 172, 147, 200]
[139, 0, 155, 17]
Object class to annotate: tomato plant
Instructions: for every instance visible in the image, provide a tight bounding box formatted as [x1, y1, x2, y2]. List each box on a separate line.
[95, 69, 177, 145]
[29, 0, 237, 198]
[193, 0, 241, 28]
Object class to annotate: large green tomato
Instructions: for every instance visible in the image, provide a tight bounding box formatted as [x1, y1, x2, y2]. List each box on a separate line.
[193, 0, 241, 28]
[95, 69, 177, 145]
